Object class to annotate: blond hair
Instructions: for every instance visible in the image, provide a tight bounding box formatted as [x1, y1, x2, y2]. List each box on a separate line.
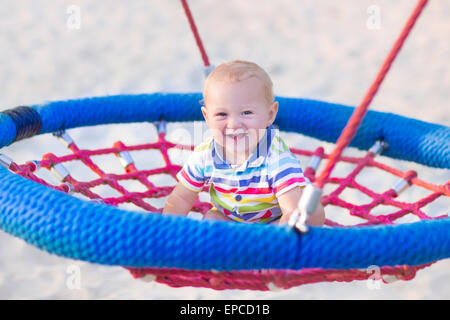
[203, 60, 274, 105]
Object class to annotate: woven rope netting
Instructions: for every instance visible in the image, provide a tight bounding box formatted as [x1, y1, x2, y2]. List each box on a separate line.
[0, 0, 448, 292]
[5, 122, 447, 290]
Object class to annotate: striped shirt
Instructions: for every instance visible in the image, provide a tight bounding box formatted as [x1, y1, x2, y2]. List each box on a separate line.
[176, 125, 309, 223]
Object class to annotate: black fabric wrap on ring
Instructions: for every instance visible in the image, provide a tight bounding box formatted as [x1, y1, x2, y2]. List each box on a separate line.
[2, 106, 42, 142]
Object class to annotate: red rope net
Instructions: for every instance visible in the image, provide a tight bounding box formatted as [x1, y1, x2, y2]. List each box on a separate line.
[7, 123, 448, 290]
[4, 0, 445, 292]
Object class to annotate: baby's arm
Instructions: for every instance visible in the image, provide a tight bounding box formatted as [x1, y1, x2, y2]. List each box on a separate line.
[163, 182, 199, 216]
[277, 187, 325, 226]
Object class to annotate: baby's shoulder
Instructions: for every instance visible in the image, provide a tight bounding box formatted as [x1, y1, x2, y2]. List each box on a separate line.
[193, 137, 213, 153]
[267, 134, 291, 158]
[266, 135, 300, 165]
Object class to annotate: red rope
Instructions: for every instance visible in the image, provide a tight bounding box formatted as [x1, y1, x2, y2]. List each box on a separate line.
[7, 0, 445, 291]
[315, 0, 429, 189]
[10, 122, 447, 289]
[180, 0, 211, 67]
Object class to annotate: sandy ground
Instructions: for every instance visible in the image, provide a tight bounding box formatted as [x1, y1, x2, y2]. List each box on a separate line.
[0, 0, 448, 299]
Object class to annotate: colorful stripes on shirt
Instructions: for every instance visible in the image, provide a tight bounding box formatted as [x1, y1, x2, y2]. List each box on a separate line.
[176, 126, 309, 223]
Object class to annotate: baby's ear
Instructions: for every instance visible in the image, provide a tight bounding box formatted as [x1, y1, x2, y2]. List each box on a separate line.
[201, 106, 208, 120]
[268, 101, 279, 125]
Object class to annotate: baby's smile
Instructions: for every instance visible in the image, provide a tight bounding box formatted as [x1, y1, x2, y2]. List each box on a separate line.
[224, 128, 251, 150]
[225, 128, 248, 141]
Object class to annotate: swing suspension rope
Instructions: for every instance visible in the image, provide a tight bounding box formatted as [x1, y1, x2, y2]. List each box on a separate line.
[0, 0, 448, 291]
[314, 0, 429, 190]
[180, 0, 211, 69]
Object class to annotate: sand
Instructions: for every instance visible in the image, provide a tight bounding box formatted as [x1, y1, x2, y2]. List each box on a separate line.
[0, 0, 448, 299]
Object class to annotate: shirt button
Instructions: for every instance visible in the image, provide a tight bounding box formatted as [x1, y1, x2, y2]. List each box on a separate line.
[235, 195, 242, 201]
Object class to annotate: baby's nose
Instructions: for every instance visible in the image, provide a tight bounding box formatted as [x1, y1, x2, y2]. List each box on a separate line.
[226, 116, 241, 129]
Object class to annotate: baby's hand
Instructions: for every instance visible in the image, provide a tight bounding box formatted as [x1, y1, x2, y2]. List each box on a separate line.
[277, 187, 325, 226]
[163, 182, 199, 216]
[204, 208, 233, 221]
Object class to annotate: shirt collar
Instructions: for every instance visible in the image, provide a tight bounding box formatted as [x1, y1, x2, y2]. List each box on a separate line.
[212, 125, 276, 172]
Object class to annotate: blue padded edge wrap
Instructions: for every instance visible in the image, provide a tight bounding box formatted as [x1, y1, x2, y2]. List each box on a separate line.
[0, 165, 448, 270]
[0, 93, 448, 270]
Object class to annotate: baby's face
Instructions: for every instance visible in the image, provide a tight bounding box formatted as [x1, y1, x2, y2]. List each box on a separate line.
[201, 77, 278, 164]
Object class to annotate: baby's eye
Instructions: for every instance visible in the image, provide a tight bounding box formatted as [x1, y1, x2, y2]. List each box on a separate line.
[242, 110, 253, 115]
[215, 112, 227, 117]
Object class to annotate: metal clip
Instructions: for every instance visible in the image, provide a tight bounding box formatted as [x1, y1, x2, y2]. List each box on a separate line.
[117, 150, 134, 168]
[187, 211, 204, 221]
[62, 182, 74, 194]
[155, 121, 166, 134]
[266, 282, 283, 292]
[53, 130, 74, 148]
[392, 178, 409, 195]
[288, 184, 323, 233]
[369, 140, 388, 156]
[91, 198, 105, 204]
[0, 153, 13, 168]
[382, 274, 400, 284]
[26, 160, 41, 171]
[391, 170, 416, 195]
[50, 163, 70, 181]
[307, 155, 322, 171]
[140, 274, 157, 282]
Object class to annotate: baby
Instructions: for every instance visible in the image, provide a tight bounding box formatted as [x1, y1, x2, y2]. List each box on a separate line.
[163, 60, 325, 225]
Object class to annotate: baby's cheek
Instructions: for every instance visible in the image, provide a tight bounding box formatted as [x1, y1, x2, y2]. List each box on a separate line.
[249, 128, 264, 140]
[209, 127, 225, 142]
